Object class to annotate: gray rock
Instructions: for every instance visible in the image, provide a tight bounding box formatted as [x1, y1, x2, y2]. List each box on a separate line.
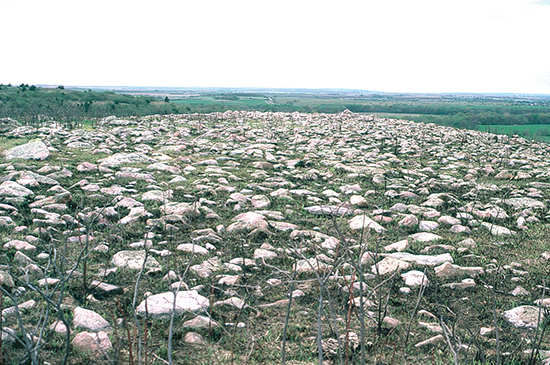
[372, 257, 411, 275]
[414, 335, 444, 348]
[419, 221, 439, 231]
[384, 252, 453, 266]
[136, 291, 209, 319]
[349, 215, 386, 233]
[3, 139, 50, 160]
[19, 171, 59, 185]
[176, 244, 209, 255]
[502, 197, 545, 210]
[0, 270, 14, 287]
[182, 315, 221, 329]
[254, 248, 277, 260]
[71, 331, 112, 357]
[227, 211, 270, 234]
[441, 278, 476, 290]
[73, 307, 111, 332]
[434, 262, 483, 279]
[184, 332, 207, 345]
[0, 181, 34, 198]
[294, 258, 333, 273]
[98, 152, 157, 167]
[3, 239, 36, 251]
[481, 222, 515, 236]
[503, 305, 544, 328]
[398, 215, 419, 227]
[401, 270, 429, 287]
[119, 207, 153, 225]
[250, 194, 271, 209]
[111, 250, 161, 270]
[409, 232, 442, 243]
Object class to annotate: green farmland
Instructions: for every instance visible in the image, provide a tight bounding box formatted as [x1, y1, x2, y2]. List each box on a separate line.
[478, 123, 550, 143]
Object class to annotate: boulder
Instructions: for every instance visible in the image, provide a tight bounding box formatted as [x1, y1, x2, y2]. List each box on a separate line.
[136, 291, 209, 319]
[3, 139, 50, 160]
[111, 250, 161, 270]
[71, 331, 112, 357]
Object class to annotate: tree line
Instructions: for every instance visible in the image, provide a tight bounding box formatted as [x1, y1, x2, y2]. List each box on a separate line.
[2, 84, 550, 132]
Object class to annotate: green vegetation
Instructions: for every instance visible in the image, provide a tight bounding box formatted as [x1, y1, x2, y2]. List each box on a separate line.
[2, 84, 550, 142]
[0, 84, 177, 125]
[478, 124, 550, 142]
[172, 92, 550, 134]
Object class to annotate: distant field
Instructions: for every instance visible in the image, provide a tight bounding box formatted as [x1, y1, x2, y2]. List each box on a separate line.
[3, 85, 550, 145]
[477, 124, 550, 143]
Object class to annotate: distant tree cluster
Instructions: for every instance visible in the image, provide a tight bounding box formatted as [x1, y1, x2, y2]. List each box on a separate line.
[0, 85, 178, 126]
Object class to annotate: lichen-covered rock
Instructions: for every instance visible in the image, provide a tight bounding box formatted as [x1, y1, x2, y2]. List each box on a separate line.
[73, 307, 111, 332]
[503, 305, 544, 328]
[3, 139, 50, 160]
[0, 181, 34, 198]
[349, 215, 386, 233]
[111, 250, 161, 270]
[71, 331, 112, 357]
[136, 291, 209, 319]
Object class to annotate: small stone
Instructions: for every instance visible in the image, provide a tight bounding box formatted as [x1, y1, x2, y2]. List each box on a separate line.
[399, 287, 411, 295]
[71, 331, 112, 357]
[176, 244, 209, 255]
[419, 221, 439, 231]
[503, 305, 544, 328]
[73, 307, 111, 332]
[182, 315, 221, 329]
[0, 181, 34, 198]
[50, 320, 70, 334]
[434, 262, 483, 279]
[251, 195, 271, 209]
[449, 225, 471, 234]
[398, 215, 419, 227]
[349, 195, 368, 207]
[349, 215, 386, 233]
[111, 250, 161, 270]
[509, 286, 529, 296]
[372, 257, 411, 275]
[409, 232, 442, 243]
[441, 278, 476, 290]
[383, 239, 410, 252]
[254, 248, 277, 260]
[401, 270, 429, 287]
[184, 332, 207, 345]
[438, 215, 461, 225]
[481, 222, 515, 236]
[136, 291, 210, 319]
[294, 258, 333, 273]
[3, 239, 36, 252]
[415, 334, 444, 348]
[385, 252, 453, 266]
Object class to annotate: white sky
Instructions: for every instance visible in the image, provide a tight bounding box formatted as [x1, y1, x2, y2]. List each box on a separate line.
[1, 0, 550, 94]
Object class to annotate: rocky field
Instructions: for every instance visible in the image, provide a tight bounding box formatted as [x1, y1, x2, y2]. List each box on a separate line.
[0, 111, 549, 365]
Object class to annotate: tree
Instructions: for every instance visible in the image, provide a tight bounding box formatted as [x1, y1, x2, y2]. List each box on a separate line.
[164, 96, 170, 103]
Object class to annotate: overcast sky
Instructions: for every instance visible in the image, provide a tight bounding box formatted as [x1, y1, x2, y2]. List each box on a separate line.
[1, 0, 550, 94]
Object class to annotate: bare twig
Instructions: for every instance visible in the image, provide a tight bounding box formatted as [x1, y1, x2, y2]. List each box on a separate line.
[440, 315, 458, 365]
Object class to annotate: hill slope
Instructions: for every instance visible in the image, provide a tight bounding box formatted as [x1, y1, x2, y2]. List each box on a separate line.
[0, 111, 549, 364]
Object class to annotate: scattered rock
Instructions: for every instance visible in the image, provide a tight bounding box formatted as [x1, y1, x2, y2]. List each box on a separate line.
[503, 306, 544, 328]
[73, 307, 111, 332]
[136, 291, 210, 319]
[3, 139, 50, 160]
[111, 250, 161, 270]
[71, 331, 112, 357]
